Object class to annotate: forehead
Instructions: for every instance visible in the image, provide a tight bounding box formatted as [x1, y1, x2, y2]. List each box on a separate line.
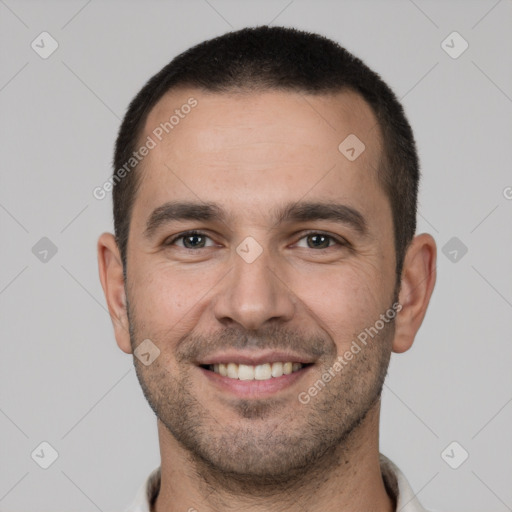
[133, 87, 386, 227]
[143, 87, 381, 158]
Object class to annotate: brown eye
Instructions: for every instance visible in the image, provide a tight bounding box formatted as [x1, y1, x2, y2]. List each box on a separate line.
[295, 232, 344, 250]
[182, 234, 206, 248]
[166, 231, 214, 249]
[306, 234, 332, 249]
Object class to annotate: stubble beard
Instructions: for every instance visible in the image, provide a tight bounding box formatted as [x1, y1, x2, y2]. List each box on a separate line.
[127, 297, 395, 494]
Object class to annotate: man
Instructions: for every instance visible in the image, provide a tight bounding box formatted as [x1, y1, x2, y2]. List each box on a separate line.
[98, 26, 437, 512]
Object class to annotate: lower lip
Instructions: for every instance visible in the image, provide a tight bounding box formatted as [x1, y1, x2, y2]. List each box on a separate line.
[198, 365, 313, 398]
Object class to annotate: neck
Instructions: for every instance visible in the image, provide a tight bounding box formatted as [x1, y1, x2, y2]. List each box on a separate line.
[154, 400, 394, 512]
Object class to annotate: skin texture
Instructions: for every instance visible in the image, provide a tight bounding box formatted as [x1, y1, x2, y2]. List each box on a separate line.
[98, 88, 436, 512]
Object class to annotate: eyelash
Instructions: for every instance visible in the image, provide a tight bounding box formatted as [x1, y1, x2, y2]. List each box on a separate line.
[164, 230, 348, 250]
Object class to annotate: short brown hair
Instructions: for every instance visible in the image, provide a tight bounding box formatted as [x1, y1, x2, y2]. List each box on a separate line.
[113, 25, 419, 282]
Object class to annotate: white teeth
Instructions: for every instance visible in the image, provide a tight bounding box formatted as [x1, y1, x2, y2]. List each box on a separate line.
[271, 362, 283, 377]
[227, 363, 238, 379]
[254, 363, 272, 380]
[238, 364, 255, 380]
[208, 361, 305, 380]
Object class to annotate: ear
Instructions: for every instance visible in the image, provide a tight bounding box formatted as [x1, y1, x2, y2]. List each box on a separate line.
[97, 232, 132, 354]
[392, 233, 437, 354]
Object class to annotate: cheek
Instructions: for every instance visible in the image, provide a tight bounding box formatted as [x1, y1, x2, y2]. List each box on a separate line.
[129, 261, 219, 334]
[288, 263, 387, 345]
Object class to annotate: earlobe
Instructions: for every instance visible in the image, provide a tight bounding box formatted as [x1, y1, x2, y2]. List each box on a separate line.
[392, 233, 437, 354]
[97, 232, 132, 354]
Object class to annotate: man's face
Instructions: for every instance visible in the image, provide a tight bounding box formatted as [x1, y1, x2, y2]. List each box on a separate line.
[124, 88, 398, 481]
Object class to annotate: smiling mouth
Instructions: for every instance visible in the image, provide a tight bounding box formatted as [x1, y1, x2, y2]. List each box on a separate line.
[200, 362, 312, 381]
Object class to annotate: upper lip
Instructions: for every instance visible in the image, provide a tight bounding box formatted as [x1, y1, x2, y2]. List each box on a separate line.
[196, 350, 316, 366]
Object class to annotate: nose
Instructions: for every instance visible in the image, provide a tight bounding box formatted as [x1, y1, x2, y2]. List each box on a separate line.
[212, 244, 296, 331]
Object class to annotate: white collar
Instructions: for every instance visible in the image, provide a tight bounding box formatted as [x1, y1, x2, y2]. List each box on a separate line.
[124, 453, 431, 512]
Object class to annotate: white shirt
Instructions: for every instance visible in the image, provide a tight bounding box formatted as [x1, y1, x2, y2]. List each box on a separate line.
[124, 453, 431, 512]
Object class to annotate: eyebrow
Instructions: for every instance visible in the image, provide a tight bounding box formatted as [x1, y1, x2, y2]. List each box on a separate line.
[143, 200, 368, 239]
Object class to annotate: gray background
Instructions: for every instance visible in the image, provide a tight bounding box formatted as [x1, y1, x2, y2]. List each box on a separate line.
[1, 0, 511, 511]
